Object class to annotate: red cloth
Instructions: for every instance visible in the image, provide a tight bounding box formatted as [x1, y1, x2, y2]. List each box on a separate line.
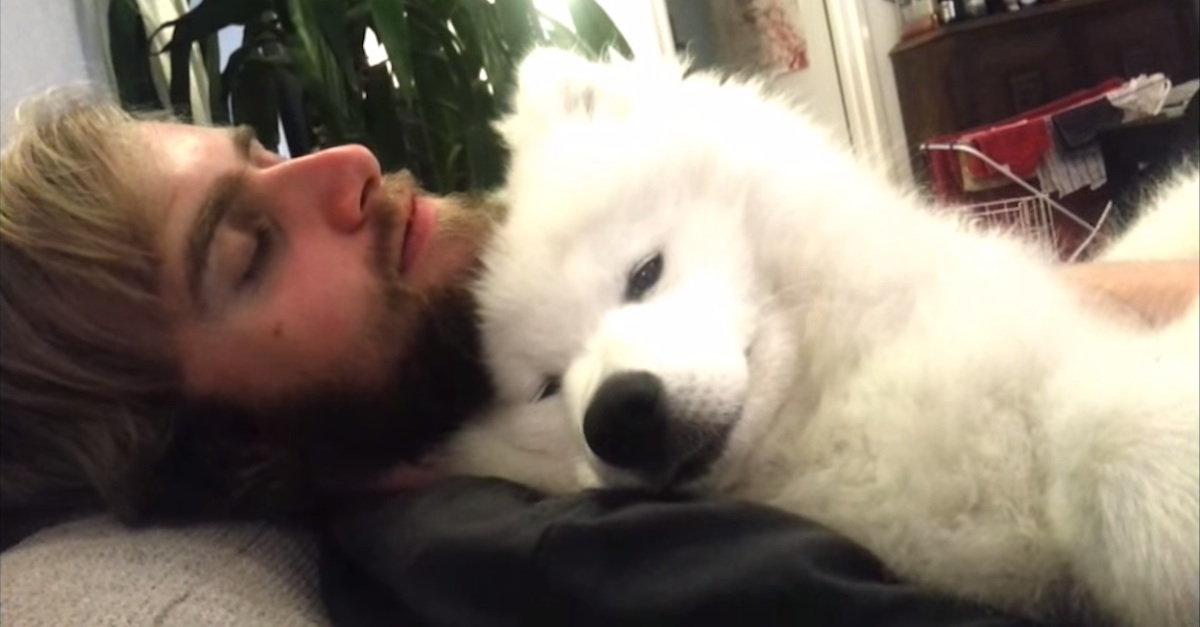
[926, 145, 964, 203]
[924, 78, 1126, 201]
[961, 118, 1051, 179]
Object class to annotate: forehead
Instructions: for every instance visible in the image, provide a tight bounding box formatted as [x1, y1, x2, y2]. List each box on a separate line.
[129, 123, 243, 305]
[133, 123, 239, 222]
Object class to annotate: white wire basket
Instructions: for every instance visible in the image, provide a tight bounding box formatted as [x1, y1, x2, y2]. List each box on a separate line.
[961, 193, 1061, 255]
[921, 142, 1113, 262]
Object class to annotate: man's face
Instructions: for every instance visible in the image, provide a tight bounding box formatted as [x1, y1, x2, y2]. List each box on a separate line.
[141, 122, 495, 481]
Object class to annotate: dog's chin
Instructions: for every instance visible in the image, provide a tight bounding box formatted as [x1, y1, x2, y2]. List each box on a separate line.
[590, 463, 650, 491]
[591, 464, 698, 496]
[590, 463, 726, 497]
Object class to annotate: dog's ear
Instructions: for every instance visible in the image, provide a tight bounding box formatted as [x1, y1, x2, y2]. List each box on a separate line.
[512, 47, 606, 121]
[494, 47, 609, 149]
[494, 47, 689, 149]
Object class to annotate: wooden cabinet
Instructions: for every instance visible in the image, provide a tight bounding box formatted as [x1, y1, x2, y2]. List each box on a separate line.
[890, 0, 1198, 180]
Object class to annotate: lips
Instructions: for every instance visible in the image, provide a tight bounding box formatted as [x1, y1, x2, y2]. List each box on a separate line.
[400, 195, 437, 275]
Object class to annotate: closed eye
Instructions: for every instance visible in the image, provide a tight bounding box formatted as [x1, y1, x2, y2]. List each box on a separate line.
[240, 221, 275, 288]
[532, 376, 562, 403]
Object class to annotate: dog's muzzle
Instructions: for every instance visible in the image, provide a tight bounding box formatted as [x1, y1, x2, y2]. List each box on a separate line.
[583, 370, 732, 487]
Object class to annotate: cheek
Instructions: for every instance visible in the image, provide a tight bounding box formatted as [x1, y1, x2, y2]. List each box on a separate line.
[275, 252, 379, 345]
[176, 245, 389, 399]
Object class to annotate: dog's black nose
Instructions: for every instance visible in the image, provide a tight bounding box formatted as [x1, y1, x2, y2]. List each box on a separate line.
[584, 371, 670, 475]
[584, 370, 729, 485]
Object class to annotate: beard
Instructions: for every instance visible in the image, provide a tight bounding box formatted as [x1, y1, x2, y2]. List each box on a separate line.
[144, 174, 501, 520]
[259, 286, 490, 480]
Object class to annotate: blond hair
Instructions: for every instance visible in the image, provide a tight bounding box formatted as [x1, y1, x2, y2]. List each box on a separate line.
[1, 90, 181, 520]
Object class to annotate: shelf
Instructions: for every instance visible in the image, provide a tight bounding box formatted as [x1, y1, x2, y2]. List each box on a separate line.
[891, 0, 1129, 55]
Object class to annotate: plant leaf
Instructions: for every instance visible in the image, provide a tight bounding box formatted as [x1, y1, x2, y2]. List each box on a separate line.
[446, 2, 484, 79]
[311, 0, 361, 97]
[286, 0, 364, 143]
[455, 0, 517, 108]
[107, 0, 160, 111]
[362, 62, 409, 172]
[230, 57, 281, 151]
[151, 0, 271, 118]
[219, 45, 254, 105]
[493, 0, 541, 59]
[276, 69, 314, 157]
[366, 0, 416, 100]
[403, 2, 471, 192]
[566, 0, 632, 59]
[200, 32, 229, 124]
[149, 0, 266, 42]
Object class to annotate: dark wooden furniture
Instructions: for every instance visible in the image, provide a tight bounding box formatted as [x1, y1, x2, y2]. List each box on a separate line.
[890, 0, 1199, 181]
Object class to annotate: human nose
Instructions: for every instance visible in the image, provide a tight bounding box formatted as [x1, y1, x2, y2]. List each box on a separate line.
[262, 144, 383, 232]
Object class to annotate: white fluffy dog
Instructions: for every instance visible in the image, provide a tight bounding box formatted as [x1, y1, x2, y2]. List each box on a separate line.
[437, 49, 1200, 627]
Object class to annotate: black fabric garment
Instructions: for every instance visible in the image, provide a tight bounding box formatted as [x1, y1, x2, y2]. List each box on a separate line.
[320, 477, 1042, 627]
[1050, 99, 1124, 151]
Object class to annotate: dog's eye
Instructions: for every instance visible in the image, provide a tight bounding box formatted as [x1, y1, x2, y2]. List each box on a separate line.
[532, 376, 562, 402]
[625, 252, 663, 302]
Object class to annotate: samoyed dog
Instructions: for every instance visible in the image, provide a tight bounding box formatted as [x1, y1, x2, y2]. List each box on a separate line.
[438, 49, 1200, 627]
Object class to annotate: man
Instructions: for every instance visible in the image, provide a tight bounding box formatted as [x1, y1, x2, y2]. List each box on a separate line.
[1, 91, 498, 525]
[1, 91, 1196, 626]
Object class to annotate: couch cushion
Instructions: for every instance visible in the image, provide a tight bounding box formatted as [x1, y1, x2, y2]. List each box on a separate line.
[0, 515, 327, 626]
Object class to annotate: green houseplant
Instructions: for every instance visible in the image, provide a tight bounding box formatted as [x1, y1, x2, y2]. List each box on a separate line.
[107, 0, 631, 194]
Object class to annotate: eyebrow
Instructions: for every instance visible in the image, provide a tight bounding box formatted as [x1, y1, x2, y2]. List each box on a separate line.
[184, 125, 257, 312]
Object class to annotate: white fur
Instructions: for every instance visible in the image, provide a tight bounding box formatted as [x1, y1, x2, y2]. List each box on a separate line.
[1099, 166, 1200, 263]
[437, 49, 1200, 626]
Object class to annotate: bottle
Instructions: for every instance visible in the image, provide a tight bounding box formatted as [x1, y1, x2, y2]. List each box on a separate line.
[938, 0, 960, 23]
